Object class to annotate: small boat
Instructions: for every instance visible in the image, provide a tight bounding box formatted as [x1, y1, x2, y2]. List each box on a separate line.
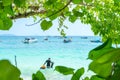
[81, 36, 88, 39]
[22, 38, 38, 43]
[90, 40, 102, 43]
[44, 37, 48, 40]
[63, 39, 72, 43]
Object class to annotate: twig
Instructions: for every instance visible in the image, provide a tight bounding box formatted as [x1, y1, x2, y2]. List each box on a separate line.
[26, 0, 72, 26]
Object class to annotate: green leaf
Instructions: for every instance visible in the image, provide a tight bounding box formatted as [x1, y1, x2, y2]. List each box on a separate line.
[69, 15, 77, 23]
[73, 10, 81, 17]
[45, 0, 56, 6]
[71, 67, 84, 80]
[72, 0, 82, 4]
[96, 48, 120, 63]
[2, 0, 12, 6]
[0, 19, 4, 29]
[88, 38, 114, 60]
[89, 61, 112, 78]
[85, 0, 93, 3]
[108, 63, 120, 80]
[114, 0, 120, 3]
[32, 71, 46, 80]
[60, 29, 66, 37]
[0, 60, 21, 80]
[55, 66, 74, 75]
[14, 0, 26, 7]
[114, 0, 120, 5]
[4, 5, 14, 16]
[2, 17, 13, 30]
[84, 77, 90, 80]
[89, 48, 120, 78]
[40, 20, 52, 31]
[90, 75, 105, 80]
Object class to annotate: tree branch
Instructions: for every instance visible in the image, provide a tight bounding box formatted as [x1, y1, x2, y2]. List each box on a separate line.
[26, 0, 72, 26]
[10, 10, 46, 19]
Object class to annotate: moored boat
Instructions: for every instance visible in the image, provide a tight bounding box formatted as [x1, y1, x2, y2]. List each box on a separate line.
[22, 38, 38, 43]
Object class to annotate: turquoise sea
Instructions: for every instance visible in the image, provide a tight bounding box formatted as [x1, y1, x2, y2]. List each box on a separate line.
[0, 36, 102, 80]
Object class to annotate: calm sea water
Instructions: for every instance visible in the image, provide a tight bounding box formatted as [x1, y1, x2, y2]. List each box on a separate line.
[0, 36, 102, 80]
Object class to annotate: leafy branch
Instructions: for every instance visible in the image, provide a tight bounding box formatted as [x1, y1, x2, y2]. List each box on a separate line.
[10, 10, 46, 19]
[26, 0, 72, 26]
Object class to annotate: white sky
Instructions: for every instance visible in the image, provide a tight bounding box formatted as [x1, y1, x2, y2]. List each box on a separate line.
[0, 17, 94, 36]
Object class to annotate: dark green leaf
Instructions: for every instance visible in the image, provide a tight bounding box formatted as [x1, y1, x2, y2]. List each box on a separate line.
[2, 0, 12, 6]
[4, 5, 14, 16]
[32, 71, 46, 80]
[45, 0, 56, 6]
[108, 62, 120, 80]
[114, 0, 120, 3]
[14, 0, 26, 7]
[71, 67, 84, 80]
[73, 10, 81, 17]
[72, 0, 82, 4]
[0, 19, 4, 29]
[90, 75, 105, 80]
[0, 60, 21, 80]
[55, 66, 74, 75]
[69, 15, 77, 23]
[40, 20, 52, 31]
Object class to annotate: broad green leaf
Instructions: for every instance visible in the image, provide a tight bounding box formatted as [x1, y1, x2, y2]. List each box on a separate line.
[89, 48, 120, 78]
[90, 75, 105, 80]
[0, 4, 3, 13]
[4, 5, 14, 16]
[55, 66, 74, 75]
[0, 60, 21, 80]
[72, 0, 82, 4]
[71, 67, 84, 80]
[89, 61, 112, 78]
[88, 38, 114, 60]
[40, 20, 52, 31]
[2, 17, 13, 30]
[69, 15, 77, 23]
[96, 48, 120, 63]
[2, 0, 12, 6]
[0, 19, 4, 29]
[32, 71, 46, 80]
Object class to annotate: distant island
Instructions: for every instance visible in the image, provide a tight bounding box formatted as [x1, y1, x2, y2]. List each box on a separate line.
[0, 34, 16, 36]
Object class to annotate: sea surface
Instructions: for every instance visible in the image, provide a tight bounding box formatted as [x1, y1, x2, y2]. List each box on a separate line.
[0, 36, 102, 80]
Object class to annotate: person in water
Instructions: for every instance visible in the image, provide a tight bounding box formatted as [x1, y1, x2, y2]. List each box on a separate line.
[44, 58, 54, 68]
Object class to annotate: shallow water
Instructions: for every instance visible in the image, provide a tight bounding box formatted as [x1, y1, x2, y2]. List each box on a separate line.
[0, 36, 101, 80]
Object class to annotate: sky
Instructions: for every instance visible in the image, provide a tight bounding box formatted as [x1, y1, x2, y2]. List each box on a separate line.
[0, 17, 94, 36]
